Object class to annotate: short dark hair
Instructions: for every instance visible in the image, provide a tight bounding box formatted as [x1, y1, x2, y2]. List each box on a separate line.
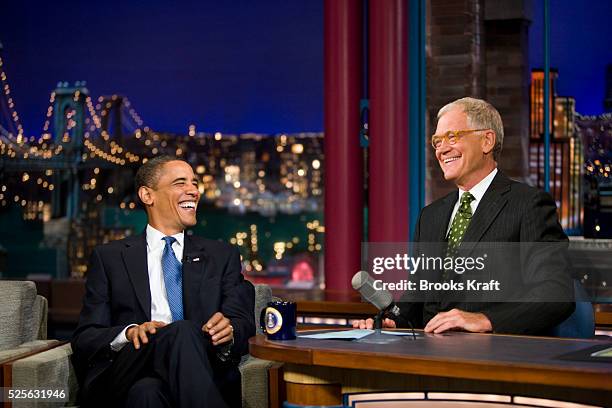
[135, 155, 180, 192]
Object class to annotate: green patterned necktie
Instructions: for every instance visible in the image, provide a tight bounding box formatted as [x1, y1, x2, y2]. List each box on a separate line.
[446, 192, 476, 257]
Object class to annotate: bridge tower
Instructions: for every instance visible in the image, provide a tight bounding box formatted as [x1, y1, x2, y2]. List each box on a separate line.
[53, 82, 89, 152]
[52, 82, 89, 219]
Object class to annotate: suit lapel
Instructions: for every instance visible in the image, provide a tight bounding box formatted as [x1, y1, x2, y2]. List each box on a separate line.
[182, 234, 208, 320]
[122, 233, 151, 320]
[460, 172, 512, 255]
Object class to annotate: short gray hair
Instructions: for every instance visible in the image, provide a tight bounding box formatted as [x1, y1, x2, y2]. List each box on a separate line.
[437, 97, 504, 160]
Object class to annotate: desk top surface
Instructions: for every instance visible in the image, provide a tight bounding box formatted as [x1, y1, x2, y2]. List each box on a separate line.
[249, 330, 612, 390]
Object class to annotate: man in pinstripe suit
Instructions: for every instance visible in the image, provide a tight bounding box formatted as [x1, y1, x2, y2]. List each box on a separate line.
[355, 97, 574, 335]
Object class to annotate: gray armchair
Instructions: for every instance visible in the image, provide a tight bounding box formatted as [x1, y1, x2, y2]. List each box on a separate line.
[0, 280, 61, 365]
[6, 283, 276, 408]
[0, 280, 66, 407]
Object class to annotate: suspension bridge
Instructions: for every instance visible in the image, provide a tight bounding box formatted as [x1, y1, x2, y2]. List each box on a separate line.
[0, 43, 189, 219]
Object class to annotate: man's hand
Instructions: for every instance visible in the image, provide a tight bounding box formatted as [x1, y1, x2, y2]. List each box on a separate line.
[424, 309, 492, 334]
[203, 312, 233, 346]
[352, 318, 396, 330]
[126, 321, 167, 349]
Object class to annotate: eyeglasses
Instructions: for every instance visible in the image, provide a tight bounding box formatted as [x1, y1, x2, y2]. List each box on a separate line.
[431, 129, 489, 149]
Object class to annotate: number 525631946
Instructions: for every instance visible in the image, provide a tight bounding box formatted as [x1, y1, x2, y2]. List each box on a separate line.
[2, 388, 67, 402]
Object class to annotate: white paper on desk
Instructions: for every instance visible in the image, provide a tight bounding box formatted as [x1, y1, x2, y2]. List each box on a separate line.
[381, 330, 421, 336]
[299, 329, 420, 340]
[298, 329, 373, 339]
[591, 347, 612, 357]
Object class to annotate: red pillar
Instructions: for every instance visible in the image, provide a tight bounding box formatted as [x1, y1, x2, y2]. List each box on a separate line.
[369, 0, 409, 242]
[324, 0, 363, 291]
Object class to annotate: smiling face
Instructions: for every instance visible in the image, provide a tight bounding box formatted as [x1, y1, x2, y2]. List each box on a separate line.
[434, 107, 497, 191]
[138, 160, 200, 235]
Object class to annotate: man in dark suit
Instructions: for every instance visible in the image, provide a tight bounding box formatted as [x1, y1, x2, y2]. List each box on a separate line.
[354, 97, 574, 335]
[72, 156, 255, 407]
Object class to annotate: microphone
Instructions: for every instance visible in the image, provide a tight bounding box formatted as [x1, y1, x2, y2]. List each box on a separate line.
[351, 271, 400, 317]
[351, 271, 415, 343]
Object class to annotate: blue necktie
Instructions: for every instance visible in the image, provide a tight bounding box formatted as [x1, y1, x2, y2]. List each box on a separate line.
[161, 236, 184, 321]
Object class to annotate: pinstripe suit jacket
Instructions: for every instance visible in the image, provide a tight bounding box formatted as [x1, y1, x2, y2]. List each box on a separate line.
[394, 171, 575, 335]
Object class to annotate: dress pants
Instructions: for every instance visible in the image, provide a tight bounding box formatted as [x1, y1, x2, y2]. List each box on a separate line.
[85, 320, 237, 408]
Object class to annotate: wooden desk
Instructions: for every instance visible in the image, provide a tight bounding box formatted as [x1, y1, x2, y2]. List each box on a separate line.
[249, 330, 612, 407]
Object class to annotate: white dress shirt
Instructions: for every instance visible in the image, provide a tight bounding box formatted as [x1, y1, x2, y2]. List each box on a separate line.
[446, 168, 498, 236]
[110, 225, 184, 351]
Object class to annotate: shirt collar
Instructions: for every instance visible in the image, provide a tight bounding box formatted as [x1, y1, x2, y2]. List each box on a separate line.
[146, 224, 184, 251]
[458, 167, 498, 203]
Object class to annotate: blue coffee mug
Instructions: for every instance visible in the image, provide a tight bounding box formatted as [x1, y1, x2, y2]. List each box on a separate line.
[259, 300, 297, 340]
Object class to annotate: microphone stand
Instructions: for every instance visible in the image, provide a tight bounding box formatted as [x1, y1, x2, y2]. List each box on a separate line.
[373, 312, 383, 331]
[357, 311, 416, 344]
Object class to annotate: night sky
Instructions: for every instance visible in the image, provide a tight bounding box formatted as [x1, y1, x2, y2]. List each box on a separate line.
[0, 0, 324, 135]
[0, 0, 609, 136]
[529, 0, 612, 115]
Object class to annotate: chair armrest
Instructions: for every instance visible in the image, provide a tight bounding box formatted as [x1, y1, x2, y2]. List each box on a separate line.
[9, 342, 78, 407]
[0, 340, 60, 366]
[239, 355, 278, 408]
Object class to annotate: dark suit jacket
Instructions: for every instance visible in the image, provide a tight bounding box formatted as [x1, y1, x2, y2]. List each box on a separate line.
[394, 171, 574, 335]
[71, 232, 255, 395]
